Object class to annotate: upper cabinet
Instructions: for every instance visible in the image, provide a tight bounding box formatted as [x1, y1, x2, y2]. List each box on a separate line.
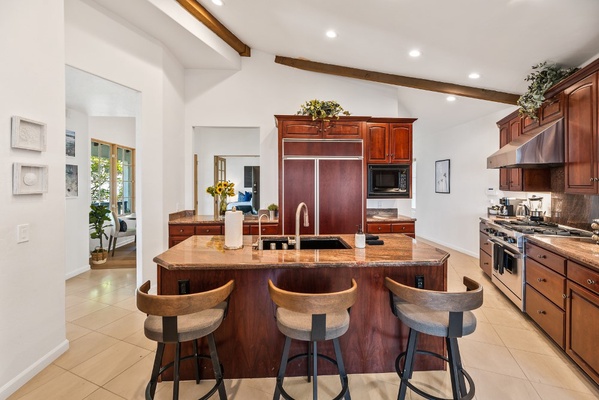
[366, 120, 414, 164]
[277, 116, 364, 139]
[563, 73, 598, 194]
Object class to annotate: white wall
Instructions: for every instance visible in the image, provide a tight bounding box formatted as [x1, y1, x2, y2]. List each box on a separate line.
[89, 116, 136, 147]
[66, 108, 93, 279]
[65, 0, 186, 287]
[414, 108, 514, 256]
[0, 1, 68, 398]
[184, 50, 405, 209]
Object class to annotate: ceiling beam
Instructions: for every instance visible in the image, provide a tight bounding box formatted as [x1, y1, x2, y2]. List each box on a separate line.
[177, 0, 251, 57]
[275, 56, 520, 105]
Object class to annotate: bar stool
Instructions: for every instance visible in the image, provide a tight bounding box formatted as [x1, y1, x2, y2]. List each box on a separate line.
[384, 276, 483, 400]
[268, 279, 358, 400]
[136, 280, 234, 400]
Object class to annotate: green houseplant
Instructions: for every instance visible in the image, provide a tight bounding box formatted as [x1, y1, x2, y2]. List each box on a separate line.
[267, 203, 278, 219]
[517, 62, 577, 120]
[89, 203, 111, 264]
[296, 99, 351, 121]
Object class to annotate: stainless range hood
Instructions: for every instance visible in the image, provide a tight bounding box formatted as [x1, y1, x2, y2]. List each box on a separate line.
[487, 119, 564, 169]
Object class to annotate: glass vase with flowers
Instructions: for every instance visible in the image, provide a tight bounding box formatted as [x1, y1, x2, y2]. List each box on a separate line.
[206, 180, 236, 219]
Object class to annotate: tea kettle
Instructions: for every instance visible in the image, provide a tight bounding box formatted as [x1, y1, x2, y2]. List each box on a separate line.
[516, 203, 529, 217]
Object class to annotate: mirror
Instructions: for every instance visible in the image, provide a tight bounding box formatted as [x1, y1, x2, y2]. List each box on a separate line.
[193, 127, 260, 216]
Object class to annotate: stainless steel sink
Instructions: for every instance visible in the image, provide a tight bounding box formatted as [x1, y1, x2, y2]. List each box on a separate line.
[260, 236, 352, 250]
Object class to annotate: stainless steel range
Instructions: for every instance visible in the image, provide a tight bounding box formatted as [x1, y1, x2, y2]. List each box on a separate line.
[479, 218, 592, 311]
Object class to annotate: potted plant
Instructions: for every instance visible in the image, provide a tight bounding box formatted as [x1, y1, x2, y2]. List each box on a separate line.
[89, 203, 111, 264]
[517, 62, 577, 120]
[267, 203, 279, 219]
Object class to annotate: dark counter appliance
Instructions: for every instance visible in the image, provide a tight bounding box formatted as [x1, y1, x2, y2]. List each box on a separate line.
[367, 164, 410, 198]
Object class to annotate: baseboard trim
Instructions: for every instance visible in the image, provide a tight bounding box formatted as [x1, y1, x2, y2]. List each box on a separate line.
[65, 264, 91, 280]
[0, 339, 69, 399]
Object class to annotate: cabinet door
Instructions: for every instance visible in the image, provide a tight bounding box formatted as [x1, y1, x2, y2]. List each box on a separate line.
[566, 281, 599, 384]
[280, 120, 321, 138]
[565, 73, 598, 194]
[282, 159, 316, 235]
[366, 123, 389, 163]
[508, 117, 523, 191]
[318, 159, 363, 234]
[389, 124, 412, 163]
[324, 120, 363, 139]
[498, 123, 510, 191]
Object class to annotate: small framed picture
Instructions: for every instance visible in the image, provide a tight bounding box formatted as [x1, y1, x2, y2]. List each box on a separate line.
[66, 130, 76, 157]
[435, 159, 450, 194]
[11, 116, 47, 152]
[13, 163, 49, 195]
[66, 164, 78, 198]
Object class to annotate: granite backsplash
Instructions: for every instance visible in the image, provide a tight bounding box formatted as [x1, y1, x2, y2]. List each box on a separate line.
[549, 167, 599, 231]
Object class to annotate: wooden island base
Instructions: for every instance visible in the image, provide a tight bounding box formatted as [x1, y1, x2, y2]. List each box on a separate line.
[154, 234, 449, 380]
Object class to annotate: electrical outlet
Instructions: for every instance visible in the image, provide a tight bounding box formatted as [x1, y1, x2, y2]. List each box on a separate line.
[17, 224, 29, 243]
[178, 279, 190, 295]
[415, 275, 424, 289]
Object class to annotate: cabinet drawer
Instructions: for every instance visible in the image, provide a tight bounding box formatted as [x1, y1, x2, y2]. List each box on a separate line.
[248, 224, 279, 235]
[195, 225, 223, 235]
[323, 121, 363, 139]
[367, 223, 391, 233]
[526, 258, 566, 309]
[522, 115, 539, 133]
[525, 242, 566, 274]
[281, 120, 321, 138]
[479, 232, 492, 256]
[540, 94, 563, 125]
[567, 260, 599, 296]
[391, 223, 414, 234]
[479, 248, 492, 277]
[169, 225, 195, 236]
[526, 285, 565, 348]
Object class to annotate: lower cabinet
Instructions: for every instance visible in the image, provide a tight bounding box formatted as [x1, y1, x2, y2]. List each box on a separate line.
[366, 222, 415, 238]
[479, 231, 492, 277]
[565, 261, 599, 384]
[168, 222, 279, 248]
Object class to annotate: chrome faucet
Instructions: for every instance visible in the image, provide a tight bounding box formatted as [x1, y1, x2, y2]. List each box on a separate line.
[294, 202, 309, 250]
[256, 213, 271, 250]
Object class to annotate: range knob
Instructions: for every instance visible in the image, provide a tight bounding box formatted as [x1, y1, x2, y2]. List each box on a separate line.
[592, 234, 599, 243]
[591, 222, 599, 230]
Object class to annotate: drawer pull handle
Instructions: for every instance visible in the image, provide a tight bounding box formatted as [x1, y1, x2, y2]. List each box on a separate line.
[378, 227, 382, 231]
[537, 310, 546, 315]
[562, 294, 568, 299]
[587, 279, 596, 285]
[179, 229, 183, 233]
[537, 255, 547, 259]
[483, 262, 489, 265]
[537, 278, 546, 282]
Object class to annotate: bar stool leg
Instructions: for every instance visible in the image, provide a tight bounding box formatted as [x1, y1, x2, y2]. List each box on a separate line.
[398, 328, 419, 400]
[173, 342, 181, 400]
[192, 339, 201, 384]
[307, 342, 312, 382]
[274, 336, 292, 400]
[207, 333, 227, 400]
[447, 337, 467, 399]
[312, 340, 318, 400]
[332, 337, 351, 400]
[149, 342, 165, 398]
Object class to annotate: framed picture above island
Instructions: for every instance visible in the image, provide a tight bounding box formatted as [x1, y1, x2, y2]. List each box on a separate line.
[435, 159, 450, 194]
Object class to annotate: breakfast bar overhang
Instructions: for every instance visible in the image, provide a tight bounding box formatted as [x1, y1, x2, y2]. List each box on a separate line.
[153, 234, 449, 379]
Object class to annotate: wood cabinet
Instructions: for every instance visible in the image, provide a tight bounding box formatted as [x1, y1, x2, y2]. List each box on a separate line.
[366, 122, 412, 164]
[479, 231, 492, 277]
[566, 260, 599, 384]
[525, 242, 567, 348]
[168, 222, 279, 247]
[366, 222, 415, 238]
[564, 73, 598, 194]
[278, 116, 364, 139]
[496, 112, 552, 192]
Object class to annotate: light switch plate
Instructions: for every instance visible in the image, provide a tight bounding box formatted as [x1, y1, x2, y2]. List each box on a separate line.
[17, 224, 29, 243]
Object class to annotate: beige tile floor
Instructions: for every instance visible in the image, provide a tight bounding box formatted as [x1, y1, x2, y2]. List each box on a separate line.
[8, 241, 599, 400]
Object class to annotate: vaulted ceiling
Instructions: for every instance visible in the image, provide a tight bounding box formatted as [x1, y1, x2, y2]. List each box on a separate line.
[80, 0, 599, 132]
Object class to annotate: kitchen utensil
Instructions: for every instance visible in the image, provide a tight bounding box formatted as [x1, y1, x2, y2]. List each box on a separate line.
[515, 204, 529, 217]
[528, 196, 543, 211]
[530, 210, 545, 221]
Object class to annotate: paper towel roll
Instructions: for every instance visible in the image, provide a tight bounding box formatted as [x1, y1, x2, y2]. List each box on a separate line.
[224, 210, 244, 249]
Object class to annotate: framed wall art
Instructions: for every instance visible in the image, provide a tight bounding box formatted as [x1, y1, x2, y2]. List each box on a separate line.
[66, 164, 78, 198]
[66, 130, 76, 157]
[435, 159, 450, 194]
[13, 163, 48, 195]
[11, 116, 47, 152]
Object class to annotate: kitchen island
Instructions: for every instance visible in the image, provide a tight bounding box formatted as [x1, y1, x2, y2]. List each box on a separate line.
[154, 233, 449, 379]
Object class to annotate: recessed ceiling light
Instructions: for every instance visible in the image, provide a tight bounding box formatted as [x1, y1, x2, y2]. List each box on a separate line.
[326, 30, 338, 38]
[409, 49, 421, 58]
[211, 0, 224, 5]
[446, 96, 456, 102]
[469, 72, 480, 79]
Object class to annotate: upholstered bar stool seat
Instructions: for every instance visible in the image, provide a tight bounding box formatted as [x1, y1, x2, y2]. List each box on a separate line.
[268, 279, 358, 400]
[136, 280, 234, 400]
[385, 276, 483, 400]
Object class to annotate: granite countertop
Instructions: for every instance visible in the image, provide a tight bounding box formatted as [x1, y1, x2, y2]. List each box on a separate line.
[169, 214, 278, 225]
[366, 208, 416, 223]
[526, 235, 599, 272]
[154, 234, 448, 271]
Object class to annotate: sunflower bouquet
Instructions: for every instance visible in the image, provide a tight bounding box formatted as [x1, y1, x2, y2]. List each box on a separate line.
[206, 180, 236, 216]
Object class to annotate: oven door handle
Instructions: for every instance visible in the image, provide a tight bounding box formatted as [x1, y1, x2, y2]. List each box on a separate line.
[503, 249, 520, 259]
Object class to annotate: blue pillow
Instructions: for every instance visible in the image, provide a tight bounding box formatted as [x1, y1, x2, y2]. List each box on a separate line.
[238, 191, 245, 202]
[245, 191, 252, 201]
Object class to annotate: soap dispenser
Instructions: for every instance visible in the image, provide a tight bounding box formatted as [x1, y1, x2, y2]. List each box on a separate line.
[355, 224, 366, 249]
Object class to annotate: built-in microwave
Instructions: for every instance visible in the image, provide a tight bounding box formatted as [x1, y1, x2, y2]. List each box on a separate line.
[367, 164, 410, 198]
